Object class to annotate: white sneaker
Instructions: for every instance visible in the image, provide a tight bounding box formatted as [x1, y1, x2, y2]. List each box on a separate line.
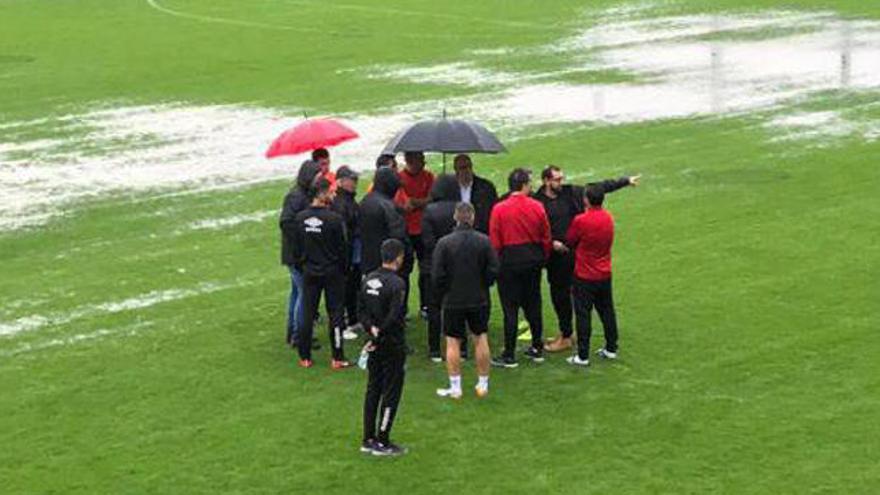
[596, 348, 618, 360]
[566, 355, 590, 367]
[343, 324, 363, 341]
[436, 387, 463, 399]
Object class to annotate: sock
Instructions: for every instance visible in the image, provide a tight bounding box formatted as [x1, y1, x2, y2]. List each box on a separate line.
[477, 375, 489, 389]
[449, 375, 461, 391]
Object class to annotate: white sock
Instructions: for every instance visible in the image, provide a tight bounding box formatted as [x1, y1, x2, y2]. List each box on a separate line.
[449, 375, 461, 391]
[477, 375, 489, 389]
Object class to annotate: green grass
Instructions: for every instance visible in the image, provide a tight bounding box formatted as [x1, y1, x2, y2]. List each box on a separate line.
[2, 0, 880, 493]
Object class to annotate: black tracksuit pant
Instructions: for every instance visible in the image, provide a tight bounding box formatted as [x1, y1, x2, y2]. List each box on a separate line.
[299, 271, 346, 361]
[572, 277, 619, 360]
[363, 350, 406, 443]
[344, 265, 361, 328]
[547, 250, 575, 338]
[426, 277, 442, 355]
[497, 265, 543, 358]
[402, 234, 429, 312]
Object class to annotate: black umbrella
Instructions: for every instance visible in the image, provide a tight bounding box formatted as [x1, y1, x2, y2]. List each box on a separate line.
[382, 119, 507, 155]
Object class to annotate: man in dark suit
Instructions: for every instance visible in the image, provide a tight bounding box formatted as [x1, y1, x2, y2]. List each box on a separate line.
[453, 154, 497, 234]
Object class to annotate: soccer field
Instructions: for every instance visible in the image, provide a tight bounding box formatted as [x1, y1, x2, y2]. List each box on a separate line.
[2, 0, 879, 492]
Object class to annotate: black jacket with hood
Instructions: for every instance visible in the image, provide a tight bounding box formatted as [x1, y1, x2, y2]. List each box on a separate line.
[421, 174, 460, 274]
[359, 167, 407, 273]
[279, 160, 321, 266]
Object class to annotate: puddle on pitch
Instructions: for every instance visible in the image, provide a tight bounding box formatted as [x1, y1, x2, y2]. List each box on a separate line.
[391, 10, 880, 126]
[3, 7, 880, 231]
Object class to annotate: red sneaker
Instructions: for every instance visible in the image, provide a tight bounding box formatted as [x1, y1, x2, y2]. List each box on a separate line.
[298, 359, 313, 368]
[331, 359, 352, 370]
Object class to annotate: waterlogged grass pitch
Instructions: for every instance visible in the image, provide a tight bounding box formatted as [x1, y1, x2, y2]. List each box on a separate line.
[1, 1, 879, 493]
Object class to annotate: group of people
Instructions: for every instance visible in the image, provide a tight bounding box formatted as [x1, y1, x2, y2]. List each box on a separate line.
[279, 148, 640, 456]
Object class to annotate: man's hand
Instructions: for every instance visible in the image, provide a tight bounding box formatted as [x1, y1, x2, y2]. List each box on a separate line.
[552, 240, 569, 253]
[629, 174, 642, 187]
[370, 326, 380, 337]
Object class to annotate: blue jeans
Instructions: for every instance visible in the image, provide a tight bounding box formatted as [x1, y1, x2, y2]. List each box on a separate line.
[287, 266, 305, 343]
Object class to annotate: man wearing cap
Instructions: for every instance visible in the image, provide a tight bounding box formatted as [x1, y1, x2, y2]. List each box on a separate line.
[332, 166, 362, 339]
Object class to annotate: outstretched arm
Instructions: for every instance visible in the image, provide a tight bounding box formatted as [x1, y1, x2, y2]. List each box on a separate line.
[589, 175, 641, 194]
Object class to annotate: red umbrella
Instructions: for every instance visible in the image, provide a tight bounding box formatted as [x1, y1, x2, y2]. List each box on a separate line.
[265, 118, 359, 158]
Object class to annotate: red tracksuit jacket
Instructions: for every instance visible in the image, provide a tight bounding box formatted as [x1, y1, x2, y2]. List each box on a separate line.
[489, 193, 551, 270]
[565, 207, 614, 281]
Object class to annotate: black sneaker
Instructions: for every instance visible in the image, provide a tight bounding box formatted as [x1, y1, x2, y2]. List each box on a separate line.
[523, 346, 545, 363]
[491, 355, 519, 368]
[360, 438, 379, 454]
[371, 441, 407, 457]
[429, 351, 443, 363]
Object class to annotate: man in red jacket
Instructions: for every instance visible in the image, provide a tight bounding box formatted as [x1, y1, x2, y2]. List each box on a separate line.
[489, 168, 552, 368]
[564, 185, 621, 366]
[398, 151, 435, 317]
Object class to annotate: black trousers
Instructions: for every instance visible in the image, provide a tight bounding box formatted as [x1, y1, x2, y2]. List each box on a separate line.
[298, 271, 346, 361]
[572, 277, 618, 360]
[547, 250, 575, 338]
[344, 264, 361, 328]
[363, 351, 406, 443]
[426, 274, 442, 355]
[497, 265, 543, 358]
[402, 234, 429, 312]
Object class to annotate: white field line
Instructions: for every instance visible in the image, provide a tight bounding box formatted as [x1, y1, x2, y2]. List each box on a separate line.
[0, 281, 241, 338]
[281, 0, 550, 30]
[187, 210, 276, 230]
[144, 0, 531, 40]
[0, 322, 155, 358]
[144, 0, 322, 34]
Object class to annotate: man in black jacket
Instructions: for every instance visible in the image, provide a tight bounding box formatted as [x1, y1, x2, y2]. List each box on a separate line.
[453, 154, 498, 234]
[433, 203, 499, 399]
[332, 166, 362, 339]
[420, 174, 460, 361]
[279, 160, 321, 347]
[292, 177, 350, 369]
[534, 165, 640, 353]
[359, 167, 408, 275]
[360, 239, 408, 456]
